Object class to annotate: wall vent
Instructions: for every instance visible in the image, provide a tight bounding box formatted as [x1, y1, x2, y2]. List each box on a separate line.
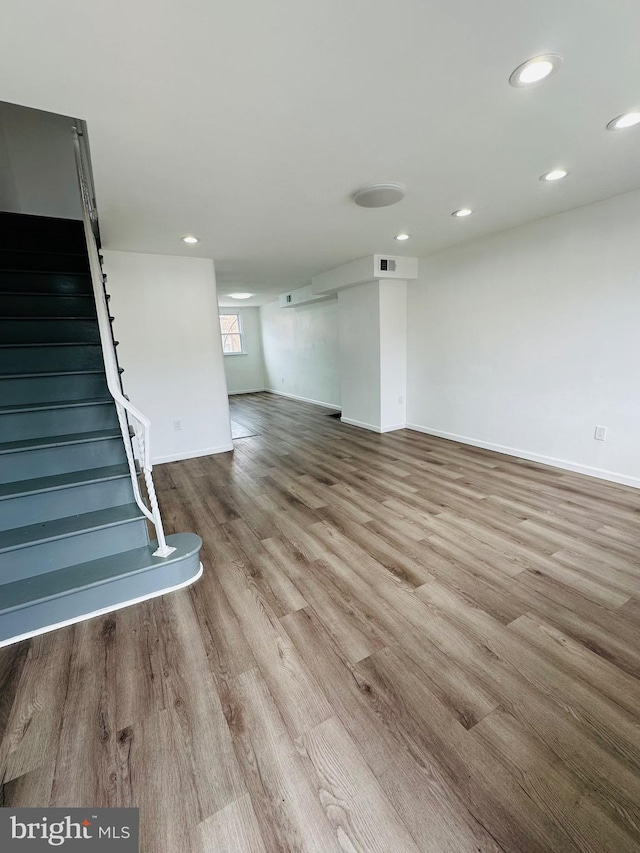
[379, 258, 396, 272]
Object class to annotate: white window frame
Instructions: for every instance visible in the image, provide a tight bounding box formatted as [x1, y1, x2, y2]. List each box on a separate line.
[219, 312, 246, 356]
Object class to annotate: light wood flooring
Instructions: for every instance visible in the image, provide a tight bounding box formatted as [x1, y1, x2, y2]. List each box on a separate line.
[2, 391, 640, 852]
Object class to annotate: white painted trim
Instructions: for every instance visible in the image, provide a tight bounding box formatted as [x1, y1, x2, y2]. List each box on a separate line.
[265, 389, 341, 410]
[0, 563, 203, 648]
[153, 443, 234, 464]
[380, 423, 407, 433]
[228, 388, 267, 395]
[341, 417, 383, 433]
[405, 424, 640, 489]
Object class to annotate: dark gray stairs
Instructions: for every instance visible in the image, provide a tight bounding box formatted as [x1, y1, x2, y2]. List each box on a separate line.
[0, 211, 202, 647]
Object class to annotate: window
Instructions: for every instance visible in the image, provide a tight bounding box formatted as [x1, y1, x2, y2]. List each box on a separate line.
[219, 313, 245, 354]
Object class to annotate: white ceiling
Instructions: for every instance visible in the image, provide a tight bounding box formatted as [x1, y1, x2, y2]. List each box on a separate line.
[2, 0, 640, 297]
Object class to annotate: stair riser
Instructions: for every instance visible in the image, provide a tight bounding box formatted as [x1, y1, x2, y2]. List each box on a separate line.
[0, 319, 100, 344]
[0, 294, 96, 317]
[0, 477, 135, 532]
[0, 344, 104, 374]
[0, 229, 85, 255]
[0, 403, 119, 442]
[1, 519, 149, 583]
[0, 373, 110, 406]
[0, 251, 88, 274]
[0, 214, 86, 253]
[0, 272, 92, 296]
[0, 544, 201, 647]
[0, 438, 127, 484]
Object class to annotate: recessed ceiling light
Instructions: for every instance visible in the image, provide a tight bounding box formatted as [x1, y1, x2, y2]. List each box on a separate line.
[452, 208, 473, 218]
[540, 169, 569, 182]
[353, 182, 406, 208]
[395, 233, 410, 241]
[509, 54, 562, 88]
[228, 293, 253, 299]
[182, 235, 198, 244]
[607, 111, 640, 131]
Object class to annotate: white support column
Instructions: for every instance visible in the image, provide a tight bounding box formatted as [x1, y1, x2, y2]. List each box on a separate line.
[338, 279, 407, 433]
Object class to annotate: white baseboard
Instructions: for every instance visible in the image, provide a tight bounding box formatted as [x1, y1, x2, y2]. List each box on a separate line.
[153, 443, 234, 464]
[228, 388, 266, 395]
[341, 418, 407, 434]
[405, 424, 640, 489]
[265, 389, 341, 410]
[341, 417, 381, 433]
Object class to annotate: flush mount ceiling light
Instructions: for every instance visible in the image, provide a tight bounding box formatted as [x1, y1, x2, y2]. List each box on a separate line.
[540, 168, 569, 182]
[182, 235, 199, 244]
[452, 208, 473, 218]
[509, 54, 562, 87]
[353, 182, 406, 208]
[228, 293, 253, 299]
[607, 111, 640, 131]
[395, 233, 410, 241]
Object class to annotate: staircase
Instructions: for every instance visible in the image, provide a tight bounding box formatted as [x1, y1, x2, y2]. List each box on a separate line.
[0, 211, 202, 647]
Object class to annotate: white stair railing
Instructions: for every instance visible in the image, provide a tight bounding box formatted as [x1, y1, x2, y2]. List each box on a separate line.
[72, 124, 175, 558]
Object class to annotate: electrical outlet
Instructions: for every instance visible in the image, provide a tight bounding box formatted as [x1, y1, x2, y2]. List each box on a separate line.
[173, 420, 182, 431]
[398, 395, 404, 405]
[281, 377, 285, 384]
[594, 425, 607, 441]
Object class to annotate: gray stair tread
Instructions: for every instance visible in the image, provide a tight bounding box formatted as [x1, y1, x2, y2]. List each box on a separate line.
[0, 465, 130, 500]
[0, 292, 93, 298]
[0, 397, 112, 415]
[0, 341, 99, 348]
[0, 428, 121, 455]
[1, 315, 96, 319]
[0, 533, 202, 615]
[0, 503, 145, 553]
[0, 369, 113, 379]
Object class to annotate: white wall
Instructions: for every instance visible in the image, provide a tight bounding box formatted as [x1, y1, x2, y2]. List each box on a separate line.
[407, 190, 640, 487]
[260, 297, 341, 408]
[0, 101, 81, 219]
[103, 250, 233, 463]
[219, 306, 266, 393]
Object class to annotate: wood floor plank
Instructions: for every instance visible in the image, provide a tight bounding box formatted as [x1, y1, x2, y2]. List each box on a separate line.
[0, 626, 73, 783]
[192, 793, 267, 853]
[282, 607, 505, 853]
[224, 667, 342, 853]
[188, 546, 257, 684]
[472, 707, 640, 853]
[115, 600, 167, 731]
[355, 646, 583, 853]
[216, 559, 334, 739]
[296, 715, 422, 853]
[50, 617, 118, 808]
[508, 614, 640, 721]
[153, 590, 247, 820]
[117, 708, 201, 853]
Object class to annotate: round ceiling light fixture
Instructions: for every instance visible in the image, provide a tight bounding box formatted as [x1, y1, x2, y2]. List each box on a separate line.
[607, 111, 640, 131]
[452, 208, 473, 218]
[353, 182, 406, 208]
[540, 168, 569, 182]
[228, 293, 253, 299]
[509, 54, 562, 87]
[182, 235, 199, 244]
[395, 233, 410, 241]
